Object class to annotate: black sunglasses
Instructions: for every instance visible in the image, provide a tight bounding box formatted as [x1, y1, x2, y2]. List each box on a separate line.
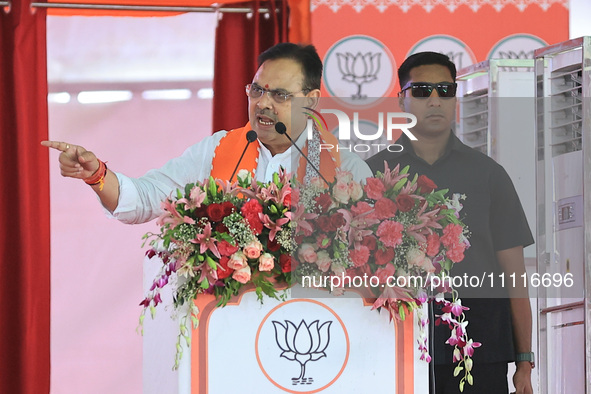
[400, 82, 457, 98]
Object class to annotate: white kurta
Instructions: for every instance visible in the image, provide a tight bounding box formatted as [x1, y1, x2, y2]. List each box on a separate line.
[108, 130, 373, 224]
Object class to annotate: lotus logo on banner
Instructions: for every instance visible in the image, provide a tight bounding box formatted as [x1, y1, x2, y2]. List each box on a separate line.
[407, 34, 477, 71]
[488, 33, 547, 71]
[255, 299, 349, 392]
[336, 52, 381, 100]
[272, 319, 333, 385]
[323, 35, 396, 108]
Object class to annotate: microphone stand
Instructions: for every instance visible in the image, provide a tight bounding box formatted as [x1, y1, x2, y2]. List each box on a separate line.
[274, 122, 330, 186]
[229, 130, 257, 182]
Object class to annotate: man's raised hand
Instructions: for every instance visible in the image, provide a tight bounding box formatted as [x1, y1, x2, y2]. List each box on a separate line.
[41, 141, 100, 179]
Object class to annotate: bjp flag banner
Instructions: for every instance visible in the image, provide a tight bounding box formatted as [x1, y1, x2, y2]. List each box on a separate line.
[311, 0, 568, 98]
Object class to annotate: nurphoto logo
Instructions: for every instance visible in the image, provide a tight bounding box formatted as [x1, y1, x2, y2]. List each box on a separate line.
[304, 106, 417, 154]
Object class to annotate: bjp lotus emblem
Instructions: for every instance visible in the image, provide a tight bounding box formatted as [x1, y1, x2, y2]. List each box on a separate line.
[272, 319, 333, 385]
[336, 52, 381, 99]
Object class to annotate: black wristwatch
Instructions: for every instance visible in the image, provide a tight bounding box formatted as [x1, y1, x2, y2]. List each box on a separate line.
[515, 352, 535, 369]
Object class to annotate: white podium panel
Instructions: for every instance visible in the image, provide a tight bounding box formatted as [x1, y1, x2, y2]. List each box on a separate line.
[190, 287, 428, 394]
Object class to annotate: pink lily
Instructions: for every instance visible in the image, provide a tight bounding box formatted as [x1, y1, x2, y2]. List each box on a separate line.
[190, 222, 221, 258]
[156, 199, 195, 228]
[177, 185, 207, 210]
[371, 286, 413, 321]
[286, 203, 317, 235]
[380, 162, 409, 189]
[259, 213, 290, 241]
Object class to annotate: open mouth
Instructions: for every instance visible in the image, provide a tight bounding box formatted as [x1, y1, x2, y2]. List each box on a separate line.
[257, 115, 275, 126]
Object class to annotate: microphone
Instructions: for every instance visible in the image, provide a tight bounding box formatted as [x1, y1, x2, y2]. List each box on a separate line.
[230, 130, 258, 182]
[274, 122, 329, 186]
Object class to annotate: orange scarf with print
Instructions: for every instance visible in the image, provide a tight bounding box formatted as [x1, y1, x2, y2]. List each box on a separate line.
[210, 122, 341, 182]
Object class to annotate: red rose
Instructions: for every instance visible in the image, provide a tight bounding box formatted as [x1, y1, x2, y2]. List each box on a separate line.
[417, 175, 437, 194]
[194, 205, 207, 219]
[283, 192, 291, 208]
[267, 237, 281, 252]
[330, 212, 345, 230]
[361, 235, 377, 251]
[395, 194, 416, 212]
[206, 203, 225, 222]
[316, 216, 333, 233]
[216, 256, 234, 280]
[218, 239, 239, 256]
[215, 223, 229, 234]
[374, 198, 398, 219]
[279, 254, 297, 273]
[375, 247, 395, 265]
[222, 201, 236, 217]
[314, 193, 333, 213]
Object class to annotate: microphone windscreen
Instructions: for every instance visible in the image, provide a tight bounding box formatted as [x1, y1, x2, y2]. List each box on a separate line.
[274, 122, 287, 135]
[246, 130, 258, 142]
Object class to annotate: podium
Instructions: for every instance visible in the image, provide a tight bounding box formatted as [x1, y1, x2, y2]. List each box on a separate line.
[143, 255, 428, 394]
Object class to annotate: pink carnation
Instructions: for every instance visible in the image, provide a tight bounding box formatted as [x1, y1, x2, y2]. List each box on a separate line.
[446, 243, 467, 263]
[374, 263, 396, 284]
[426, 234, 441, 257]
[374, 198, 398, 220]
[441, 224, 463, 248]
[364, 177, 385, 200]
[376, 220, 404, 248]
[351, 201, 376, 219]
[350, 245, 370, 267]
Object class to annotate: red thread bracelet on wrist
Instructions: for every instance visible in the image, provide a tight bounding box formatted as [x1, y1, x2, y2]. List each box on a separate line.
[84, 159, 108, 191]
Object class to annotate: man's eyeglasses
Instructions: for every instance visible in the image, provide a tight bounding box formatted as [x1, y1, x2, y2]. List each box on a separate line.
[245, 83, 309, 104]
[399, 82, 457, 98]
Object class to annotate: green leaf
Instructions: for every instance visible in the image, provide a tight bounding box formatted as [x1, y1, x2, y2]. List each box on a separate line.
[393, 178, 407, 192]
[398, 304, 405, 320]
[206, 255, 217, 270]
[208, 176, 217, 197]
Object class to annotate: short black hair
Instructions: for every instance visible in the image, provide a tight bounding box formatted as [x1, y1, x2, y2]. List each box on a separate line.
[398, 51, 457, 88]
[258, 43, 323, 91]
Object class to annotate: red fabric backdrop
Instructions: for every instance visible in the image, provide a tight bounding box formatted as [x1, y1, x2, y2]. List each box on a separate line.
[0, 1, 51, 394]
[212, 0, 289, 133]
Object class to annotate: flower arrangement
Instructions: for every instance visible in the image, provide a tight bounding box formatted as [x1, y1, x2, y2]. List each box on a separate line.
[140, 169, 295, 368]
[290, 163, 477, 389]
[140, 164, 478, 390]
